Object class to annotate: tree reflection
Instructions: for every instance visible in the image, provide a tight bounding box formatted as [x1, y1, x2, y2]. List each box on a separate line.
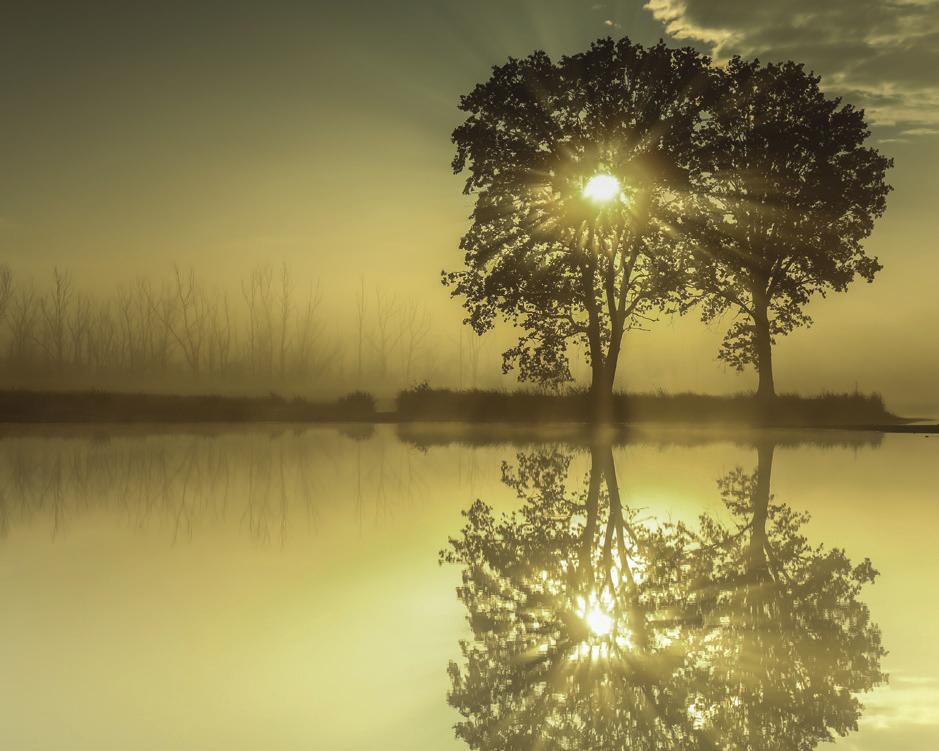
[442, 441, 886, 750]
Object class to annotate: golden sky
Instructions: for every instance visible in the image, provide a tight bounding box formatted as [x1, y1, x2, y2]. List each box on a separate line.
[1, 1, 937, 411]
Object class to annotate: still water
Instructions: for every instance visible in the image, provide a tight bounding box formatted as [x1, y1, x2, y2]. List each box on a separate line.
[0, 424, 936, 750]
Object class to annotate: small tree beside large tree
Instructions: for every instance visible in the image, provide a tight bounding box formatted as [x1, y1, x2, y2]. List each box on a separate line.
[690, 58, 892, 400]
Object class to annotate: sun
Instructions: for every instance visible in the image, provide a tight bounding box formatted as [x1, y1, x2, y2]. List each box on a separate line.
[585, 605, 614, 637]
[582, 174, 622, 204]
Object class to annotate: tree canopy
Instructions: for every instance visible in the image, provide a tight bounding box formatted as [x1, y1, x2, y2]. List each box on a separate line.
[688, 58, 892, 398]
[447, 38, 892, 403]
[446, 38, 715, 401]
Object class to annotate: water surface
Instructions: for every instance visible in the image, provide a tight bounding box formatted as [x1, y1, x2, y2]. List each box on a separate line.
[0, 424, 936, 750]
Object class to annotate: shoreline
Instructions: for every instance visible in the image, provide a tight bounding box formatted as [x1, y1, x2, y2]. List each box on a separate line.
[0, 388, 931, 432]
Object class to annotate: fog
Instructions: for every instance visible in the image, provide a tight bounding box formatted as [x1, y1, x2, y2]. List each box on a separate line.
[2, 2, 937, 415]
[1, 260, 936, 418]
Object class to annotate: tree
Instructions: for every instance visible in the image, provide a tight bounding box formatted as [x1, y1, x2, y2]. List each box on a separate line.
[37, 267, 72, 368]
[0, 265, 13, 325]
[154, 266, 211, 376]
[7, 283, 37, 369]
[689, 58, 892, 400]
[446, 38, 715, 417]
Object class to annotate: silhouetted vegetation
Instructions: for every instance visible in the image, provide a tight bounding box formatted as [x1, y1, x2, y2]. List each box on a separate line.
[0, 389, 376, 423]
[0, 264, 452, 395]
[687, 58, 891, 399]
[0, 384, 905, 427]
[396, 386, 898, 426]
[447, 36, 891, 414]
[447, 39, 713, 417]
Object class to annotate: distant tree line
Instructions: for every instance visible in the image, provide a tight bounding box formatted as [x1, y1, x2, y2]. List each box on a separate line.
[0, 263, 474, 394]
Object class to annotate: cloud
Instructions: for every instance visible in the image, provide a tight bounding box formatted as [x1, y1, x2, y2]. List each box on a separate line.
[643, 0, 939, 132]
[860, 675, 939, 729]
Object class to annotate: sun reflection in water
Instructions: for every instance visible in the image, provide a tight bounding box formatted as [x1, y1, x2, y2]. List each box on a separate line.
[585, 605, 613, 637]
[572, 591, 636, 660]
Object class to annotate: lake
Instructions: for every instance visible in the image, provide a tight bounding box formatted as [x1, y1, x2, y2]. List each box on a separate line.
[0, 424, 936, 750]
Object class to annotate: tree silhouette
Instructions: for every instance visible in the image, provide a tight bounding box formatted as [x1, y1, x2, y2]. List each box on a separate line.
[442, 442, 885, 750]
[685, 442, 886, 749]
[689, 59, 892, 400]
[446, 38, 714, 416]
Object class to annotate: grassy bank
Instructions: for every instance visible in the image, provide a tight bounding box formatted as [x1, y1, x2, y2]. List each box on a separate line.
[394, 422, 887, 449]
[0, 386, 907, 427]
[0, 389, 377, 423]
[395, 386, 902, 427]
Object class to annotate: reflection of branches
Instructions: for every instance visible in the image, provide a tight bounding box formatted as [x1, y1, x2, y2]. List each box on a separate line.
[242, 448, 273, 543]
[444, 445, 700, 750]
[0, 428, 441, 545]
[443, 442, 885, 751]
[173, 447, 199, 543]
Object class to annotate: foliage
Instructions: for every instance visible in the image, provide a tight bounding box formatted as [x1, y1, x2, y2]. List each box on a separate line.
[446, 38, 715, 392]
[688, 58, 892, 385]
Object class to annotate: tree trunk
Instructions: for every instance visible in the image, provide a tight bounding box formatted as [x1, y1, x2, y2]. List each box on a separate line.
[750, 441, 774, 559]
[579, 445, 605, 581]
[589, 358, 616, 424]
[580, 256, 625, 424]
[752, 292, 775, 401]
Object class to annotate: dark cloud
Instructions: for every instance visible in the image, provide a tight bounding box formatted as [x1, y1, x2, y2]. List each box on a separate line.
[644, 0, 939, 131]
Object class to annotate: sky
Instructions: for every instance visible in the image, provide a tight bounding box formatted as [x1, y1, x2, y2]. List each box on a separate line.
[1, 0, 938, 411]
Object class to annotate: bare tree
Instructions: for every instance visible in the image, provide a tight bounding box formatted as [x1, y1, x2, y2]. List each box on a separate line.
[139, 278, 172, 374]
[115, 284, 138, 372]
[295, 280, 333, 378]
[7, 284, 38, 369]
[368, 288, 402, 379]
[355, 277, 367, 384]
[278, 263, 291, 379]
[0, 265, 13, 324]
[86, 301, 117, 374]
[154, 266, 210, 376]
[400, 301, 431, 383]
[37, 267, 72, 368]
[67, 294, 92, 368]
[242, 265, 275, 377]
[206, 290, 233, 376]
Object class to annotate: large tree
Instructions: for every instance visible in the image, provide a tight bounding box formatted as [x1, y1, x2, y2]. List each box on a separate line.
[689, 58, 892, 400]
[446, 38, 714, 417]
